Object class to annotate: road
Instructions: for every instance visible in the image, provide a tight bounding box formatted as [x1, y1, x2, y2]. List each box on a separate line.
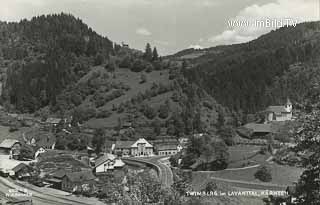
[123, 156, 174, 187]
[0, 176, 105, 205]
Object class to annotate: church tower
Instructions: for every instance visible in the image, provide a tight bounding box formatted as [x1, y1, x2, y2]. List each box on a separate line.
[285, 98, 292, 113]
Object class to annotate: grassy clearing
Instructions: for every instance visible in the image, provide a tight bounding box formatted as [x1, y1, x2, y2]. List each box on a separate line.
[0, 125, 32, 142]
[227, 145, 268, 168]
[190, 171, 265, 205]
[194, 164, 303, 186]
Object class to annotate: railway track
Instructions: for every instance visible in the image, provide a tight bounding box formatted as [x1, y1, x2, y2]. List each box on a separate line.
[0, 177, 103, 205]
[123, 156, 173, 187]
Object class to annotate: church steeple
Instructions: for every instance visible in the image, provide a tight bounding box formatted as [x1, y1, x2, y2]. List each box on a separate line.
[285, 98, 292, 112]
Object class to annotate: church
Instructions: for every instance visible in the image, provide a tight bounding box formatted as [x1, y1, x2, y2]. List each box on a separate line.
[265, 98, 293, 122]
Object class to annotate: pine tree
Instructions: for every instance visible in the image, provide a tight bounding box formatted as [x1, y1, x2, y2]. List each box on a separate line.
[152, 47, 159, 61]
[144, 43, 153, 61]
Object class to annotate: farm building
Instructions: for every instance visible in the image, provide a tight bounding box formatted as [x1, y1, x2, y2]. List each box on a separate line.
[0, 139, 21, 159]
[238, 123, 272, 139]
[61, 170, 96, 192]
[11, 163, 31, 180]
[155, 144, 181, 156]
[94, 153, 125, 174]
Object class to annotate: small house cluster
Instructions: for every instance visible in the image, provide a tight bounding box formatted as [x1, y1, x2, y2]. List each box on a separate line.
[238, 98, 293, 139]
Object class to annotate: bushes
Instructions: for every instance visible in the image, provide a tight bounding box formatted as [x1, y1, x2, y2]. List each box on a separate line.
[119, 55, 132, 68]
[254, 165, 272, 182]
[141, 104, 157, 120]
[158, 104, 169, 119]
[96, 110, 112, 118]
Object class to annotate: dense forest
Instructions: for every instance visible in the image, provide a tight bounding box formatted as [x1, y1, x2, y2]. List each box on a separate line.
[180, 22, 320, 114]
[0, 13, 113, 112]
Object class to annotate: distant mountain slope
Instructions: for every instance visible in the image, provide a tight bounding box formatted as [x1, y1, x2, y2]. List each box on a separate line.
[0, 13, 228, 138]
[171, 22, 320, 114]
[0, 13, 114, 112]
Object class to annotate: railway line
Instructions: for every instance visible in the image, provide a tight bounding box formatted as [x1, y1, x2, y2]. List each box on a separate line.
[123, 156, 174, 187]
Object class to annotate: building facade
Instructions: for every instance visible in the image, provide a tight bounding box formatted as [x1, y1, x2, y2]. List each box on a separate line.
[113, 138, 153, 157]
[95, 153, 125, 173]
[266, 98, 293, 122]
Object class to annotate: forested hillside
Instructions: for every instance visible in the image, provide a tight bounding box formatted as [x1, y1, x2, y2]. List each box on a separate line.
[0, 13, 228, 138]
[175, 22, 320, 114]
[0, 13, 113, 112]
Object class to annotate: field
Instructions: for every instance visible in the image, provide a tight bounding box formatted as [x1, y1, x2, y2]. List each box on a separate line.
[227, 145, 269, 168]
[193, 163, 303, 187]
[0, 125, 32, 143]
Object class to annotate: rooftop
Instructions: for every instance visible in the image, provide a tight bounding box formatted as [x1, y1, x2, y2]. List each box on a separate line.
[12, 163, 28, 173]
[266, 106, 288, 113]
[156, 144, 178, 151]
[51, 168, 68, 179]
[114, 141, 135, 149]
[65, 170, 96, 182]
[0, 139, 20, 149]
[45, 118, 62, 124]
[95, 153, 116, 167]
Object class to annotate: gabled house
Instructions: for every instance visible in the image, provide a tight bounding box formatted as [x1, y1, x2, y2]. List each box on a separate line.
[61, 170, 96, 192]
[0, 139, 21, 159]
[94, 153, 125, 174]
[238, 123, 272, 139]
[131, 138, 153, 156]
[11, 163, 31, 180]
[113, 138, 154, 157]
[46, 169, 68, 189]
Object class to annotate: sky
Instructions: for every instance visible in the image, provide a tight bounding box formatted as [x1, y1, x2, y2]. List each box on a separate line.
[0, 0, 319, 55]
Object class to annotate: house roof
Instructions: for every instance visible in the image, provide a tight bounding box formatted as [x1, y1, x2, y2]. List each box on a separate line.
[156, 144, 178, 151]
[65, 171, 96, 182]
[45, 118, 62, 124]
[12, 163, 28, 172]
[51, 169, 68, 179]
[114, 159, 125, 167]
[95, 153, 116, 167]
[114, 141, 135, 149]
[131, 138, 153, 148]
[0, 139, 20, 149]
[150, 137, 178, 145]
[46, 178, 62, 183]
[243, 123, 271, 133]
[266, 106, 288, 113]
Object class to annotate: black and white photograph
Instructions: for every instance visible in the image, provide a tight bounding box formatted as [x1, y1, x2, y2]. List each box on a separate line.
[0, 0, 319, 204]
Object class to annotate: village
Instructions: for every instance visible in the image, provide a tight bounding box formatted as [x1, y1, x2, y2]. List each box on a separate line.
[0, 98, 304, 203]
[0, 107, 190, 199]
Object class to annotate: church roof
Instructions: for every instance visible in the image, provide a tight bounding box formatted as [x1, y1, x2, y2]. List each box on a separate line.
[266, 106, 288, 113]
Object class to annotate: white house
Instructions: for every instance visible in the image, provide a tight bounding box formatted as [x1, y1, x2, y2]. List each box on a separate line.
[130, 138, 153, 157]
[113, 138, 154, 157]
[95, 153, 125, 173]
[265, 98, 293, 122]
[156, 144, 182, 156]
[34, 147, 46, 159]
